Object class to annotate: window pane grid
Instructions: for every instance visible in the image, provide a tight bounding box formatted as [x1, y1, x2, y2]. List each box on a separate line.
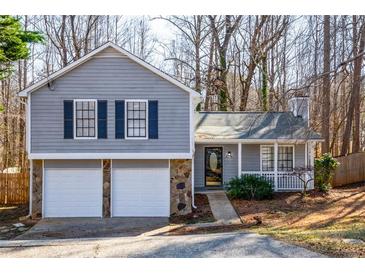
[278, 146, 293, 171]
[75, 101, 96, 138]
[126, 101, 147, 138]
[261, 146, 294, 172]
[261, 146, 274, 171]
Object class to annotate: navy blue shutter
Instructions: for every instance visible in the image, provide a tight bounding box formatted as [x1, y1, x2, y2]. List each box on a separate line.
[64, 100, 73, 139]
[97, 100, 107, 139]
[115, 100, 125, 139]
[148, 100, 158, 139]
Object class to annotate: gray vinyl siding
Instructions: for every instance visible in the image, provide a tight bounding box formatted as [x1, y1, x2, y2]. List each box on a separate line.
[112, 159, 169, 169]
[30, 50, 190, 154]
[194, 144, 238, 188]
[240, 144, 306, 171]
[241, 144, 261, 171]
[44, 159, 101, 169]
[295, 144, 305, 168]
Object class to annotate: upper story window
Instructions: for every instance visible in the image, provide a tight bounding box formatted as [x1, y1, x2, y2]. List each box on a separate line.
[74, 99, 97, 139]
[126, 100, 148, 139]
[261, 145, 294, 172]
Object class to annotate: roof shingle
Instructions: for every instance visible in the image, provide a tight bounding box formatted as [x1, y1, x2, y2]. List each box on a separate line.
[195, 112, 322, 140]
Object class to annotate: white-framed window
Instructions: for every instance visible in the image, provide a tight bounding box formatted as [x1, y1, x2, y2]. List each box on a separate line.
[125, 99, 148, 139]
[74, 99, 98, 139]
[261, 145, 275, 171]
[260, 145, 295, 172]
[278, 145, 294, 171]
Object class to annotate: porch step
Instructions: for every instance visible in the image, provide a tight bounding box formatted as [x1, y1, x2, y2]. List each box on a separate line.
[206, 192, 242, 225]
[195, 188, 225, 194]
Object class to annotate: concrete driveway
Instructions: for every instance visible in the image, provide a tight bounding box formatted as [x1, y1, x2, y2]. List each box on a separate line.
[16, 217, 169, 240]
[0, 231, 324, 258]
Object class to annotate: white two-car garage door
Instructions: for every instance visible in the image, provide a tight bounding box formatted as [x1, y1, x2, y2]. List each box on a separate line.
[112, 160, 170, 217]
[43, 160, 103, 218]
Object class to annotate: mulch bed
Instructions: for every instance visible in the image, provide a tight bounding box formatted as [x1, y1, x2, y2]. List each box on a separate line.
[0, 204, 29, 222]
[169, 194, 215, 224]
[230, 188, 352, 227]
[0, 204, 37, 240]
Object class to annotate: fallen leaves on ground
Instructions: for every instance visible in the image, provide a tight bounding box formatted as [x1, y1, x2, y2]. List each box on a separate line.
[231, 183, 365, 257]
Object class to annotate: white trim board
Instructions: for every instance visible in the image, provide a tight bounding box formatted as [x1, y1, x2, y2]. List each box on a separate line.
[19, 42, 201, 98]
[29, 152, 193, 160]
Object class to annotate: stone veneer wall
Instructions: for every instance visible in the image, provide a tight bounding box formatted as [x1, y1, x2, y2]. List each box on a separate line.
[103, 160, 111, 217]
[170, 159, 192, 216]
[31, 160, 43, 218]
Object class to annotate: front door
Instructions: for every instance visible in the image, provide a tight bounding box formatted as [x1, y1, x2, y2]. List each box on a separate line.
[205, 147, 223, 187]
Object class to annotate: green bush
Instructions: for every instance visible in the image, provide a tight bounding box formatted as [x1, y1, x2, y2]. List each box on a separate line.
[315, 153, 339, 193]
[226, 175, 273, 200]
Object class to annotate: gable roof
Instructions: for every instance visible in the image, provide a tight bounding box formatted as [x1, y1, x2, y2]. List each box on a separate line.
[19, 42, 201, 97]
[195, 112, 322, 141]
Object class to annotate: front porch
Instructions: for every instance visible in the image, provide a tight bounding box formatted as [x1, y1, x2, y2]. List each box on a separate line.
[241, 171, 314, 191]
[238, 141, 315, 191]
[194, 141, 315, 192]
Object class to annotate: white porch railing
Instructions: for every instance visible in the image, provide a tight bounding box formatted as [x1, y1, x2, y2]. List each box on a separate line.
[241, 171, 314, 191]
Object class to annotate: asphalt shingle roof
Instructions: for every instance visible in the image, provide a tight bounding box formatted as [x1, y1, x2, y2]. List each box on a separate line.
[195, 112, 322, 140]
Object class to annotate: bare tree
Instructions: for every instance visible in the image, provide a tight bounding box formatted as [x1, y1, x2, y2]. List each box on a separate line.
[208, 15, 242, 110]
[321, 15, 331, 153]
[341, 16, 365, 155]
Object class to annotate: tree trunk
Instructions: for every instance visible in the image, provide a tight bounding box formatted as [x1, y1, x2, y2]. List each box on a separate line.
[341, 16, 365, 155]
[321, 15, 331, 153]
[261, 53, 269, 111]
[352, 20, 365, 153]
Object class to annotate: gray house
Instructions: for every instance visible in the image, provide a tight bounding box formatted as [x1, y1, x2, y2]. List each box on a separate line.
[19, 42, 321, 219]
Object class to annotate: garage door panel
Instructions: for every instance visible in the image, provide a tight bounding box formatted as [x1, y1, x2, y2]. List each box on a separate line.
[44, 166, 102, 218]
[45, 207, 102, 218]
[112, 165, 170, 217]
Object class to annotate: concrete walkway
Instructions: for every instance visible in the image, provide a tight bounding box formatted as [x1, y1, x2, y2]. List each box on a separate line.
[206, 192, 241, 225]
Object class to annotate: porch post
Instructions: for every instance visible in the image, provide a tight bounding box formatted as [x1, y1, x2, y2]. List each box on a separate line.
[274, 142, 278, 191]
[304, 141, 308, 189]
[308, 141, 315, 189]
[238, 142, 242, 177]
[304, 142, 308, 168]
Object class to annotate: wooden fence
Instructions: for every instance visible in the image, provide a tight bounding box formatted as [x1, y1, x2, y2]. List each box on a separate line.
[0, 173, 29, 205]
[333, 152, 365, 187]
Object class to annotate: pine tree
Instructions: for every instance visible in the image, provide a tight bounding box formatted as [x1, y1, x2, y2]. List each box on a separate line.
[0, 15, 43, 80]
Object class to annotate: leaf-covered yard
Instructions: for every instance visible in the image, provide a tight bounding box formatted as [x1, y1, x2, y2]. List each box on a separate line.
[231, 183, 365, 257]
[0, 205, 36, 240]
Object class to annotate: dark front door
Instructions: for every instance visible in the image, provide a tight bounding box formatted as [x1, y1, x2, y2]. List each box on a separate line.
[205, 147, 223, 187]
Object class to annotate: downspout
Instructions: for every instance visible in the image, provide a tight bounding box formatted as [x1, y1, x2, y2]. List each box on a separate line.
[28, 160, 33, 218]
[190, 93, 197, 209]
[24, 96, 32, 218]
[191, 154, 197, 209]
